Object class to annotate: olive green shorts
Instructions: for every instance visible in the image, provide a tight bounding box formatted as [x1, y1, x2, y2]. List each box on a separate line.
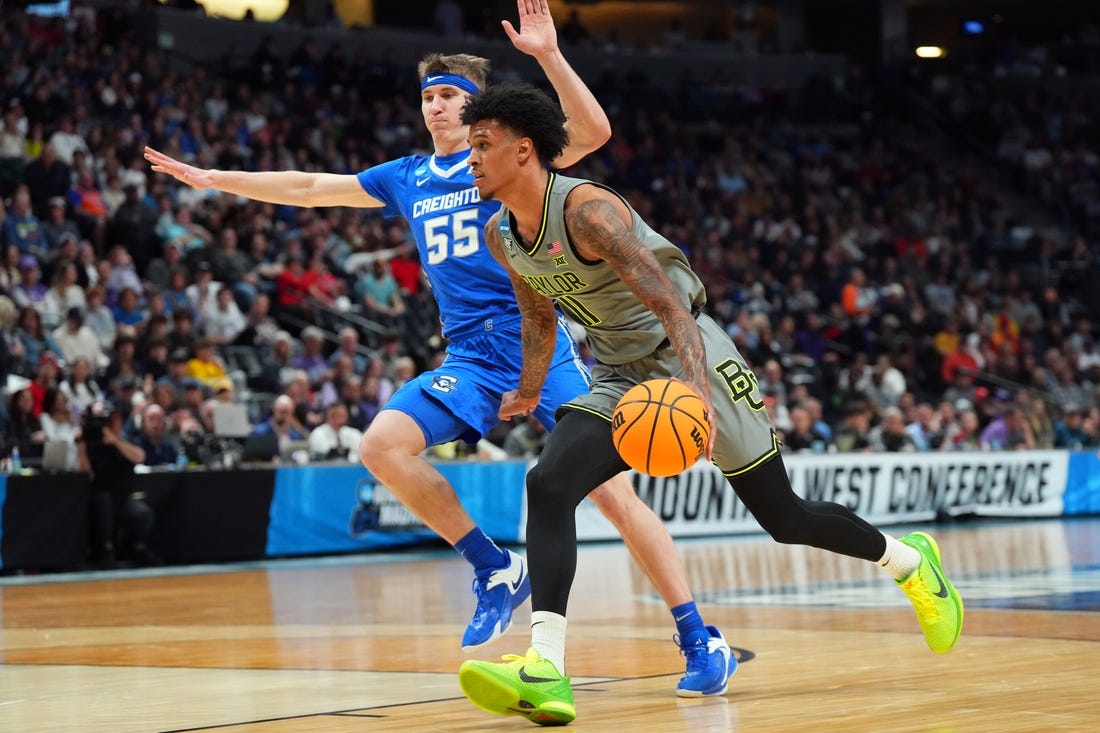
[562, 313, 779, 475]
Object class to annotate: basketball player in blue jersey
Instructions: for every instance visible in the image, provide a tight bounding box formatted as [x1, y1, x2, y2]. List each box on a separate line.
[147, 0, 735, 699]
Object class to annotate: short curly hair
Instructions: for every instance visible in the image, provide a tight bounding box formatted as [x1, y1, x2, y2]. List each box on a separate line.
[460, 81, 568, 165]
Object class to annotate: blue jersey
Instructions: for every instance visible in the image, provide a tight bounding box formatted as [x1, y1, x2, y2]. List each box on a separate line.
[357, 150, 519, 340]
[358, 149, 592, 446]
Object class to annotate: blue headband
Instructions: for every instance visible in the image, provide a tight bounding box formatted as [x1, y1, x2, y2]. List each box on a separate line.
[420, 73, 480, 95]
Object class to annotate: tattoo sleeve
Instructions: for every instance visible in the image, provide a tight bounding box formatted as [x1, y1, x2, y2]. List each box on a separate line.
[567, 198, 711, 397]
[484, 218, 559, 399]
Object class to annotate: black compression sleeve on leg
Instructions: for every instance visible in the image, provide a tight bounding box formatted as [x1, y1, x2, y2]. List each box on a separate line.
[525, 409, 630, 615]
[729, 453, 887, 561]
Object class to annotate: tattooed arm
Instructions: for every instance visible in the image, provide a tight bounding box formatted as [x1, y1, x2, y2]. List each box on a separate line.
[564, 186, 716, 455]
[484, 213, 560, 419]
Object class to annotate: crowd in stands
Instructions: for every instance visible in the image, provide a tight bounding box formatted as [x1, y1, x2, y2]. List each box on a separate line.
[918, 25, 1100, 240]
[0, 5, 1098, 486]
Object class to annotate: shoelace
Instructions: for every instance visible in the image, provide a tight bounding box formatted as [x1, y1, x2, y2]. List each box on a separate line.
[901, 575, 942, 623]
[470, 578, 492, 619]
[674, 634, 710, 674]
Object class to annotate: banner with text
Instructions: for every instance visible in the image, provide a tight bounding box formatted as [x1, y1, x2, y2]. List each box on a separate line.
[571, 450, 1071, 541]
[266, 461, 528, 557]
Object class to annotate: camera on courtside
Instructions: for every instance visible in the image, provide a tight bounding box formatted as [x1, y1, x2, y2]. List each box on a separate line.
[82, 401, 117, 445]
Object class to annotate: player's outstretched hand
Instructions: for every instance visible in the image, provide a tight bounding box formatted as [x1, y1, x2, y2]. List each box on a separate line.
[144, 146, 215, 190]
[503, 0, 558, 58]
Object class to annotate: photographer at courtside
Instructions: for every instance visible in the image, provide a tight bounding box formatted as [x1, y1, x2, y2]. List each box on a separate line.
[77, 401, 157, 567]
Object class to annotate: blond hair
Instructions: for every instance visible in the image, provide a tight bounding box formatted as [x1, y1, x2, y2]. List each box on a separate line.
[416, 53, 490, 91]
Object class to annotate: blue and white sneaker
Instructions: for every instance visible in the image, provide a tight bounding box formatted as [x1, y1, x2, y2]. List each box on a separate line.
[675, 625, 737, 697]
[461, 549, 531, 650]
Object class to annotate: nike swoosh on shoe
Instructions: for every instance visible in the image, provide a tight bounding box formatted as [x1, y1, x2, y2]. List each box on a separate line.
[929, 564, 950, 599]
[486, 554, 526, 594]
[518, 666, 561, 684]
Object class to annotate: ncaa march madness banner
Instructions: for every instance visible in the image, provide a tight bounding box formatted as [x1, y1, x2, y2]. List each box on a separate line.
[567, 450, 1070, 541]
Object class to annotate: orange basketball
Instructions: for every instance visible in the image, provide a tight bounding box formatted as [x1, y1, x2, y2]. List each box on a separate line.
[611, 378, 710, 477]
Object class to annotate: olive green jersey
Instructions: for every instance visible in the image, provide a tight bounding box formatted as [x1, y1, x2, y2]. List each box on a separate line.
[496, 172, 705, 365]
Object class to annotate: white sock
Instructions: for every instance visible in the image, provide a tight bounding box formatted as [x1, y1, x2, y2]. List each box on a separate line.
[531, 611, 568, 676]
[878, 534, 921, 581]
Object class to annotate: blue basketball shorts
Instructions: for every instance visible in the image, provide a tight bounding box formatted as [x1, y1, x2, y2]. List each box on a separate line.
[382, 315, 591, 446]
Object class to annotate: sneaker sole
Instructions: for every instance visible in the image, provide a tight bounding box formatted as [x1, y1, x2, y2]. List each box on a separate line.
[675, 648, 738, 697]
[676, 681, 729, 698]
[458, 663, 575, 726]
[908, 532, 964, 651]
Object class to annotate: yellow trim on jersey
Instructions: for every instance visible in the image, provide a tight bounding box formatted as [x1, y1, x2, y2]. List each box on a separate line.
[721, 432, 782, 478]
[559, 404, 613, 423]
[556, 295, 602, 327]
[523, 171, 556, 257]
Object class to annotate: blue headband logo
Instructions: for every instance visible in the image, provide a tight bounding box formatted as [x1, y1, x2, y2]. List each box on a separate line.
[421, 73, 480, 95]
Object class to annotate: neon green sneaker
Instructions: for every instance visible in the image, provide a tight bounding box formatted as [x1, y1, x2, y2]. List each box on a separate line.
[459, 647, 575, 726]
[898, 532, 964, 653]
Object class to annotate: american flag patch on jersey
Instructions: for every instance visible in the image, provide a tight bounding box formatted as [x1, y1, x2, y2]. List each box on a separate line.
[547, 240, 563, 255]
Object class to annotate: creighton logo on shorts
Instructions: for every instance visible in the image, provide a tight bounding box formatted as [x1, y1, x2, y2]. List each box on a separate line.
[431, 375, 459, 394]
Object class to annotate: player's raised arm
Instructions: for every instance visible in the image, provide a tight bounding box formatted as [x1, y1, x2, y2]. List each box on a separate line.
[564, 186, 716, 455]
[503, 0, 610, 168]
[144, 146, 383, 209]
[484, 214, 559, 420]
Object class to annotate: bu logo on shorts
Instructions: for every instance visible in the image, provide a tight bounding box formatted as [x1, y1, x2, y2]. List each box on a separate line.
[431, 375, 459, 393]
[715, 358, 764, 411]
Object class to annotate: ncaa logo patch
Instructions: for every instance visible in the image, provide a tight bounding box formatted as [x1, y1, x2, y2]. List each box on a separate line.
[431, 375, 459, 393]
[498, 218, 516, 254]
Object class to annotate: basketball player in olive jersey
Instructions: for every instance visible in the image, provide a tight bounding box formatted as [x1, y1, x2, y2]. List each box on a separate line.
[147, 0, 734, 697]
[456, 82, 964, 726]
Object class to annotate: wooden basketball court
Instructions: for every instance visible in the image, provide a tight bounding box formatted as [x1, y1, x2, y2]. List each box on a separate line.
[3, 517, 1099, 732]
